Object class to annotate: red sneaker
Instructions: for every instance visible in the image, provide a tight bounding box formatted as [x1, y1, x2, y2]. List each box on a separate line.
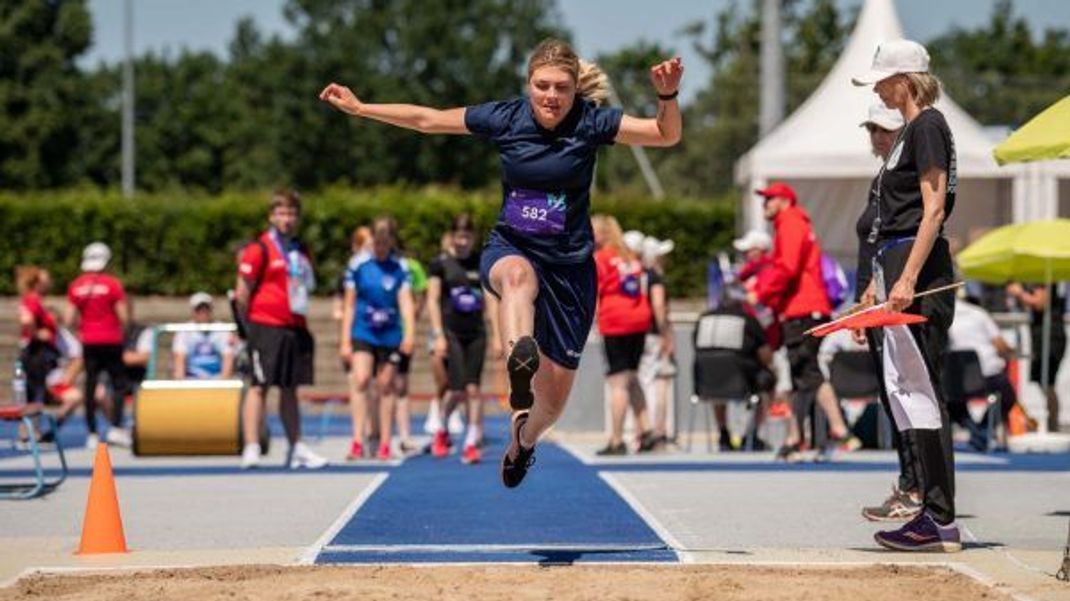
[346, 440, 364, 461]
[377, 443, 392, 461]
[461, 444, 482, 465]
[431, 430, 450, 458]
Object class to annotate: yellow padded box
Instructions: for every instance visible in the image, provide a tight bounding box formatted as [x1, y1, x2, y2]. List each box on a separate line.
[133, 380, 244, 456]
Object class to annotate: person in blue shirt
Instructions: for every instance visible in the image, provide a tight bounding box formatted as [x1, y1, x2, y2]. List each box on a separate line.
[321, 38, 683, 488]
[340, 216, 416, 461]
[172, 292, 235, 379]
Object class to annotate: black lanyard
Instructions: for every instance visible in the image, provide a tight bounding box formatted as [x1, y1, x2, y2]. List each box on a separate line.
[867, 113, 919, 245]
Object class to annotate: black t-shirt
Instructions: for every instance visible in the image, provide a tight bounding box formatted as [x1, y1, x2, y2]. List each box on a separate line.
[875, 108, 957, 240]
[854, 176, 879, 299]
[428, 251, 485, 339]
[646, 268, 666, 335]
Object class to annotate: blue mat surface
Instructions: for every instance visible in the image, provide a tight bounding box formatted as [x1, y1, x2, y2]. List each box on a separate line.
[315, 415, 675, 564]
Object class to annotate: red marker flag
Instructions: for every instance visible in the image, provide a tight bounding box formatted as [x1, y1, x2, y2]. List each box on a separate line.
[809, 305, 927, 338]
[805, 282, 963, 338]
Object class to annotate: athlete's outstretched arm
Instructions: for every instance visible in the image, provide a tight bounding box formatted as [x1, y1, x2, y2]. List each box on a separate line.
[319, 84, 469, 135]
[615, 57, 683, 147]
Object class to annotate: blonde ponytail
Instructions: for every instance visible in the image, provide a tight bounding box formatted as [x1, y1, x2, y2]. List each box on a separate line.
[578, 60, 610, 106]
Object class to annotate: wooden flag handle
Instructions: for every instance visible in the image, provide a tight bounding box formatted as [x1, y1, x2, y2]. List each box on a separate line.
[803, 281, 965, 336]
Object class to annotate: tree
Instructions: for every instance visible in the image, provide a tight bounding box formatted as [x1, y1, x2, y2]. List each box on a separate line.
[928, 0, 1070, 127]
[0, 0, 94, 188]
[595, 41, 677, 195]
[268, 0, 567, 190]
[627, 0, 853, 198]
[71, 0, 566, 193]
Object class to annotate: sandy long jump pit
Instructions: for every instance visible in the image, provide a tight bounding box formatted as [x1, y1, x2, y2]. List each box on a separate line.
[0, 564, 1016, 601]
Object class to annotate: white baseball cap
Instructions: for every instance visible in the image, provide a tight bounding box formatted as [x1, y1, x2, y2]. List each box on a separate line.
[80, 242, 111, 272]
[852, 39, 930, 86]
[860, 102, 904, 130]
[189, 292, 214, 310]
[622, 230, 645, 254]
[732, 230, 772, 252]
[641, 236, 674, 263]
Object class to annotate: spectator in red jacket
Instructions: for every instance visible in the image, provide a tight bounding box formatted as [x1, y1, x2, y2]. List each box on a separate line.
[734, 230, 781, 351]
[754, 182, 833, 459]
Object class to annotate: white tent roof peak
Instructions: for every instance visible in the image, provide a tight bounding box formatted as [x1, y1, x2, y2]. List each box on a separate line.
[735, 0, 1004, 183]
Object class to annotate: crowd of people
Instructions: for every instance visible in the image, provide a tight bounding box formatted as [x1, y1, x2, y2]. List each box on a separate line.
[16, 248, 236, 451]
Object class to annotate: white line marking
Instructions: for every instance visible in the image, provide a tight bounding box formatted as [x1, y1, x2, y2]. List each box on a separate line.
[296, 472, 389, 565]
[319, 543, 669, 554]
[598, 472, 687, 563]
[555, 440, 593, 465]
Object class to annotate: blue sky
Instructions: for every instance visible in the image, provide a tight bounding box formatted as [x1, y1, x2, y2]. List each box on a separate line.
[82, 0, 1070, 104]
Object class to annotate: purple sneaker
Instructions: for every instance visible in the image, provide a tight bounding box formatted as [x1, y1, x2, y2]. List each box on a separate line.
[874, 511, 962, 552]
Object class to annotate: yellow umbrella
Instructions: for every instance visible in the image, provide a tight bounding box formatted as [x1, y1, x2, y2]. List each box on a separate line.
[957, 219, 1070, 284]
[957, 219, 1070, 425]
[993, 95, 1070, 165]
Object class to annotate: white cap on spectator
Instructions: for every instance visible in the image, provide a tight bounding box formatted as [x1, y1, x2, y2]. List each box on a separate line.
[80, 242, 111, 272]
[852, 39, 930, 86]
[860, 102, 904, 130]
[622, 230, 645, 254]
[641, 236, 674, 263]
[733, 230, 772, 252]
[189, 292, 214, 310]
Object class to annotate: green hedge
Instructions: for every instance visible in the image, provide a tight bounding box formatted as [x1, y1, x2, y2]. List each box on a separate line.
[0, 187, 736, 297]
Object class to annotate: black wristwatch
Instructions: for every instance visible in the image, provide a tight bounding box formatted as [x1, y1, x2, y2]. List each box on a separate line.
[657, 90, 679, 101]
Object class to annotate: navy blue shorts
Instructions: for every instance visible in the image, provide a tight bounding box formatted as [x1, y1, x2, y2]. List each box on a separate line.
[480, 232, 595, 370]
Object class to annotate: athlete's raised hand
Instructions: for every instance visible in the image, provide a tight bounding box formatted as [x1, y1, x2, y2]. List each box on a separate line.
[319, 83, 362, 116]
[650, 57, 683, 96]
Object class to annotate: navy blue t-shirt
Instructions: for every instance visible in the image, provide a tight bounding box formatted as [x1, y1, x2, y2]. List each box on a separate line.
[464, 97, 623, 264]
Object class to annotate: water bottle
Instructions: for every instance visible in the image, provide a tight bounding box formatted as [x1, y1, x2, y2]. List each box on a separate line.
[12, 361, 27, 406]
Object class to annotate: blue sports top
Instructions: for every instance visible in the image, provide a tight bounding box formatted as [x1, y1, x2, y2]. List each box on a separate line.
[344, 252, 411, 347]
[465, 97, 623, 264]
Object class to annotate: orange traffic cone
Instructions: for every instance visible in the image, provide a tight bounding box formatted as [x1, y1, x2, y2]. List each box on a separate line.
[77, 443, 128, 554]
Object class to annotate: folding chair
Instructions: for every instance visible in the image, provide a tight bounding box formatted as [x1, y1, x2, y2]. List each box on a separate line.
[688, 312, 760, 452]
[942, 350, 1001, 452]
[0, 406, 68, 499]
[828, 350, 892, 448]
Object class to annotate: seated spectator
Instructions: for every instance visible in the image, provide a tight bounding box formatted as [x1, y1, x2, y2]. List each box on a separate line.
[172, 292, 235, 379]
[16, 266, 83, 443]
[948, 295, 1018, 450]
[694, 290, 776, 451]
[18, 327, 84, 445]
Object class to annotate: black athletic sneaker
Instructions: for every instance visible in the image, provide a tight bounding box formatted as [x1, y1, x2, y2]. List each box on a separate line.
[774, 443, 803, 463]
[506, 336, 540, 410]
[637, 431, 659, 453]
[501, 411, 536, 488]
[596, 441, 627, 456]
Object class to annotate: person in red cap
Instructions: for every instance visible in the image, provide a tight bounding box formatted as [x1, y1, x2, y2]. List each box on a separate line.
[753, 182, 833, 460]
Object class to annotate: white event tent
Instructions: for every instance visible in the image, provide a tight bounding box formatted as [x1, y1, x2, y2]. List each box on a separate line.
[734, 0, 1070, 266]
